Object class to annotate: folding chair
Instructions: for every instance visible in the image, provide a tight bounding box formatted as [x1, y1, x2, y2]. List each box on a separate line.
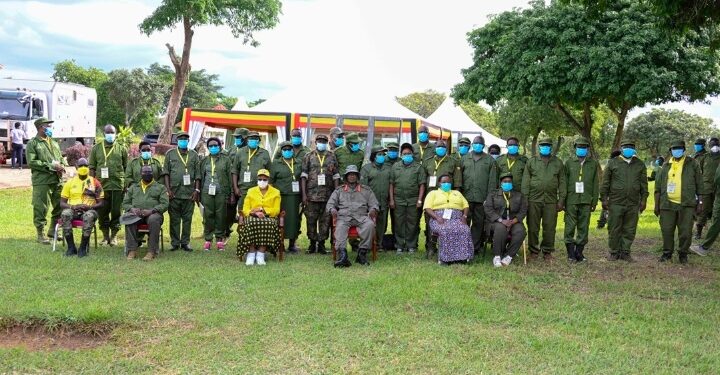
[123, 222, 165, 256]
[237, 210, 286, 262]
[52, 218, 97, 252]
[331, 215, 377, 262]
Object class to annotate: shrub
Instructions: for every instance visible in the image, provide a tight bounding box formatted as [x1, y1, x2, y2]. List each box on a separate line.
[64, 144, 92, 166]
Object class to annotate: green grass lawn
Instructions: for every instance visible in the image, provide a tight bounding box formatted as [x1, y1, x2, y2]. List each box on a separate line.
[1, 186, 719, 374]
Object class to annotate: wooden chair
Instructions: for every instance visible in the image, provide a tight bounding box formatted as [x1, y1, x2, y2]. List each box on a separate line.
[331, 214, 377, 262]
[52, 218, 98, 252]
[237, 210, 285, 262]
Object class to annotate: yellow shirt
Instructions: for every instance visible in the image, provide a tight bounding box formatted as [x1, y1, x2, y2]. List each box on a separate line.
[423, 189, 469, 211]
[667, 156, 684, 204]
[242, 185, 281, 217]
[61, 175, 104, 206]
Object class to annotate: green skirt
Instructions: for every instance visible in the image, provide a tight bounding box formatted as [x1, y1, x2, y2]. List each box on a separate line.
[280, 193, 301, 239]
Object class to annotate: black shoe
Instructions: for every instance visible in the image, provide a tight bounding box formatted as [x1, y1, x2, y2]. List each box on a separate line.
[64, 230, 77, 257]
[575, 245, 586, 262]
[695, 224, 703, 240]
[181, 244, 193, 252]
[287, 239, 299, 254]
[170, 245, 180, 251]
[356, 248, 370, 266]
[306, 240, 317, 254]
[334, 249, 352, 268]
[608, 253, 620, 261]
[619, 253, 633, 262]
[317, 241, 328, 255]
[659, 253, 672, 262]
[566, 243, 576, 262]
[679, 253, 689, 264]
[78, 235, 90, 258]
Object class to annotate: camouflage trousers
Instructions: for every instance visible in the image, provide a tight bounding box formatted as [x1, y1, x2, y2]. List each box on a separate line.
[305, 201, 330, 242]
[61, 209, 98, 237]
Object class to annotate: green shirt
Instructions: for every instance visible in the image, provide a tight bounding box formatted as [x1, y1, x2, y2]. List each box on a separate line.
[521, 155, 566, 204]
[163, 148, 200, 200]
[600, 156, 649, 206]
[564, 156, 601, 207]
[227, 144, 245, 160]
[270, 157, 302, 195]
[122, 180, 169, 213]
[198, 153, 234, 196]
[26, 136, 64, 186]
[335, 145, 365, 177]
[423, 155, 462, 192]
[88, 141, 128, 191]
[655, 156, 704, 208]
[125, 157, 163, 188]
[460, 152, 497, 203]
[702, 153, 720, 195]
[412, 142, 435, 166]
[693, 150, 707, 173]
[496, 154, 528, 192]
[273, 145, 311, 162]
[301, 150, 341, 202]
[360, 162, 392, 210]
[232, 147, 271, 194]
[391, 161, 427, 205]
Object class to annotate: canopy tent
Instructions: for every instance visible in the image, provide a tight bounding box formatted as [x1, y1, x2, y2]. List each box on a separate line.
[231, 97, 249, 111]
[427, 98, 506, 148]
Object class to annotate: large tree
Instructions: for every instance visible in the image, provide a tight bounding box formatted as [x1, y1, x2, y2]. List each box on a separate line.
[494, 98, 570, 156]
[625, 108, 714, 158]
[452, 0, 720, 158]
[105, 68, 167, 129]
[396, 89, 446, 118]
[140, 0, 282, 143]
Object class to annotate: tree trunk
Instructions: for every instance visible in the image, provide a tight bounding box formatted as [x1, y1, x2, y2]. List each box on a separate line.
[159, 16, 194, 144]
[610, 102, 630, 152]
[521, 135, 529, 155]
[555, 103, 597, 159]
[531, 127, 541, 157]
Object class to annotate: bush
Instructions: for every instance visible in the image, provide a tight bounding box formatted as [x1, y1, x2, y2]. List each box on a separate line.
[64, 144, 92, 166]
[128, 144, 140, 159]
[153, 143, 174, 156]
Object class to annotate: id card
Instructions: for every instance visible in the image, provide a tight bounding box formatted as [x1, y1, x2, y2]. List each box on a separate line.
[575, 182, 584, 194]
[183, 174, 191, 186]
[442, 209, 453, 220]
[318, 174, 326, 186]
[100, 167, 109, 179]
[667, 182, 676, 194]
[243, 171, 251, 183]
[292, 181, 300, 193]
[429, 176, 437, 188]
[208, 183, 217, 196]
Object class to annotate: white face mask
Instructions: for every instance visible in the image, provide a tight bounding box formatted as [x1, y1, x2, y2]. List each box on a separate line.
[257, 180, 268, 189]
[712, 146, 720, 153]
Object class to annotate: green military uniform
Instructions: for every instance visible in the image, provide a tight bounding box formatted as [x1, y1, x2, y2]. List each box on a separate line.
[483, 177, 528, 259]
[360, 149, 392, 246]
[390, 157, 426, 251]
[329, 127, 344, 153]
[692, 139, 707, 235]
[125, 157, 162, 188]
[163, 145, 200, 248]
[460, 150, 497, 253]
[198, 152, 233, 242]
[697, 150, 720, 236]
[496, 153, 528, 192]
[563, 138, 601, 260]
[270, 142, 303, 240]
[89, 139, 128, 241]
[233, 141, 271, 209]
[599, 140, 648, 258]
[451, 137, 471, 162]
[227, 128, 249, 160]
[413, 141, 436, 166]
[226, 128, 248, 236]
[301, 138, 341, 251]
[122, 180, 169, 254]
[699, 159, 720, 251]
[335, 133, 365, 182]
[26, 121, 66, 240]
[656, 142, 703, 262]
[521, 139, 566, 255]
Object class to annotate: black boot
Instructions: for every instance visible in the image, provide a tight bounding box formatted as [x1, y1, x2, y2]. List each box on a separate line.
[356, 248, 370, 266]
[306, 240, 317, 254]
[659, 252, 672, 262]
[317, 241, 328, 255]
[288, 238, 299, 254]
[64, 230, 77, 257]
[566, 243, 576, 262]
[695, 224, 703, 240]
[679, 253, 689, 264]
[575, 244, 586, 262]
[78, 235, 90, 258]
[334, 249, 351, 268]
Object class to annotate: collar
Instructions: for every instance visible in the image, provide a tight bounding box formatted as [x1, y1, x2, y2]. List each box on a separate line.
[140, 179, 154, 189]
[669, 156, 686, 164]
[343, 184, 361, 192]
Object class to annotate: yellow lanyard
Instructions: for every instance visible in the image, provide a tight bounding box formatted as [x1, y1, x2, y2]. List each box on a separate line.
[177, 149, 190, 173]
[102, 144, 116, 167]
[283, 158, 296, 181]
[506, 157, 516, 171]
[317, 152, 326, 174]
[210, 156, 217, 180]
[578, 159, 585, 182]
[419, 146, 425, 159]
[433, 155, 447, 175]
[140, 180, 153, 193]
[503, 192, 511, 211]
[246, 148, 257, 171]
[42, 138, 59, 159]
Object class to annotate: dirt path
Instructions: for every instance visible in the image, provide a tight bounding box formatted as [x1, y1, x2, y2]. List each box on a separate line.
[0, 166, 77, 189]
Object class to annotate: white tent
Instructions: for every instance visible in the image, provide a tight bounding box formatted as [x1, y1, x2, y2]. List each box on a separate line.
[231, 97, 249, 111]
[427, 98, 506, 148]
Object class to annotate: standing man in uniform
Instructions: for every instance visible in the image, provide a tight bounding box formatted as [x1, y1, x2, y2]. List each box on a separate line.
[361, 146, 392, 250]
[273, 128, 310, 161]
[521, 138, 566, 261]
[26, 118, 66, 244]
[696, 137, 720, 239]
[225, 128, 248, 237]
[389, 143, 427, 253]
[600, 139, 648, 261]
[412, 125, 436, 165]
[422, 139, 462, 258]
[301, 134, 340, 254]
[270, 141, 304, 253]
[563, 137, 600, 262]
[692, 138, 708, 239]
[335, 132, 365, 181]
[460, 136, 497, 255]
[232, 131, 271, 217]
[125, 141, 162, 188]
[89, 124, 128, 246]
[163, 132, 199, 251]
[496, 137, 527, 191]
[227, 128, 249, 158]
[452, 137, 471, 161]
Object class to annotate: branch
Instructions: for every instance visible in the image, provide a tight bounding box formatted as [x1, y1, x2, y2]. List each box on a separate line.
[166, 43, 181, 70]
[554, 104, 583, 132]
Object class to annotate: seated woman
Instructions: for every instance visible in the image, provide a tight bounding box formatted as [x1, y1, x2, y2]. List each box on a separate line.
[237, 169, 281, 266]
[423, 174, 473, 264]
[484, 172, 528, 267]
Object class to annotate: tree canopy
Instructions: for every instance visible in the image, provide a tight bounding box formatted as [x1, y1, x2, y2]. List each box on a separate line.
[396, 89, 446, 118]
[624, 108, 715, 158]
[105, 68, 167, 128]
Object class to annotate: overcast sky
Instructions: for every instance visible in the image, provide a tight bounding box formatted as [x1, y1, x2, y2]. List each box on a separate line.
[0, 0, 717, 123]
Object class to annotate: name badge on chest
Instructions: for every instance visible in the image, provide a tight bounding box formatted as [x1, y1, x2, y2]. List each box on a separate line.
[292, 181, 300, 193]
[429, 176, 437, 188]
[575, 182, 584, 194]
[100, 167, 109, 179]
[208, 183, 217, 196]
[318, 174, 326, 186]
[442, 209, 453, 220]
[183, 174, 191, 186]
[667, 182, 677, 194]
[243, 171, 251, 183]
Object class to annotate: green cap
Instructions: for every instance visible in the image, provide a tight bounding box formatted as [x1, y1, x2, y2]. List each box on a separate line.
[233, 128, 249, 137]
[315, 134, 329, 141]
[620, 138, 636, 147]
[671, 140, 686, 149]
[279, 141, 292, 149]
[695, 138, 706, 145]
[176, 131, 189, 138]
[499, 172, 513, 180]
[538, 137, 553, 145]
[458, 137, 471, 145]
[247, 131, 260, 138]
[386, 142, 399, 150]
[574, 137, 590, 146]
[34, 117, 54, 127]
[346, 133, 361, 144]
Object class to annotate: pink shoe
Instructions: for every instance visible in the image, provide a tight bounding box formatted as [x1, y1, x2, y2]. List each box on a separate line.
[217, 241, 225, 251]
[203, 241, 211, 251]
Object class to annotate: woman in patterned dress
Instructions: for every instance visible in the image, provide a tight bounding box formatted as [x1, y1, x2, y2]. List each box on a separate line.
[237, 169, 281, 265]
[423, 174, 474, 264]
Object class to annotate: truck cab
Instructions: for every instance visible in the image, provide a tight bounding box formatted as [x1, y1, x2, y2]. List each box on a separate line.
[0, 90, 46, 161]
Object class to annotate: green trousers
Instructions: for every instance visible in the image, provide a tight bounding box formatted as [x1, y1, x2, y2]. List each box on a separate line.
[564, 203, 591, 246]
[607, 203, 639, 255]
[697, 194, 715, 227]
[375, 208, 388, 244]
[169, 198, 194, 247]
[201, 192, 227, 241]
[32, 183, 62, 231]
[660, 203, 694, 256]
[394, 204, 419, 250]
[98, 190, 123, 231]
[527, 201, 558, 254]
[469, 202, 485, 253]
[280, 194, 301, 239]
[702, 197, 720, 248]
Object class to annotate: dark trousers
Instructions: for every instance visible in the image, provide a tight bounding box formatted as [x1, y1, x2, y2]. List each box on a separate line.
[125, 213, 163, 253]
[527, 202, 558, 254]
[169, 198, 194, 247]
[607, 203, 639, 255]
[98, 190, 123, 231]
[11, 143, 23, 167]
[660, 203, 694, 256]
[490, 222, 526, 257]
[469, 202, 485, 252]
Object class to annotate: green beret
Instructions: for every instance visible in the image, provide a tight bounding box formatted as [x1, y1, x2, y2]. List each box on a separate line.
[386, 142, 399, 149]
[538, 137, 553, 145]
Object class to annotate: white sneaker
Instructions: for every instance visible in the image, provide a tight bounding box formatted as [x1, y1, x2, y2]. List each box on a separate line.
[245, 252, 256, 266]
[493, 256, 502, 268]
[396, 248, 404, 254]
[501, 255, 512, 266]
[256, 252, 266, 266]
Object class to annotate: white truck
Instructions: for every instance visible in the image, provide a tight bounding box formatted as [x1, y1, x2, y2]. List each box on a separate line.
[0, 78, 97, 163]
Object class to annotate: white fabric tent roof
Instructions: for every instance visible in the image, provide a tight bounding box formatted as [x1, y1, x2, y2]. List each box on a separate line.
[428, 98, 506, 147]
[231, 97, 249, 111]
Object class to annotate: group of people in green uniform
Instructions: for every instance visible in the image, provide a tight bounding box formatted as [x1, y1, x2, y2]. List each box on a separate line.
[26, 115, 718, 266]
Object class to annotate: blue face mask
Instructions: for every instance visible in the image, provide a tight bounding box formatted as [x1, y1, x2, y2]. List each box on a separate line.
[576, 147, 588, 157]
[44, 128, 53, 137]
[247, 139, 259, 149]
[671, 149, 685, 159]
[435, 147, 447, 157]
[208, 145, 220, 155]
[335, 138, 344, 147]
[539, 145, 552, 156]
[141, 151, 151, 160]
[105, 133, 115, 144]
[402, 154, 414, 165]
[388, 150, 399, 159]
[507, 145, 519, 155]
[440, 182, 452, 192]
[418, 132, 429, 143]
[178, 139, 189, 149]
[375, 155, 385, 165]
[458, 145, 469, 155]
[234, 138, 243, 146]
[291, 136, 302, 146]
[472, 143, 484, 153]
[282, 149, 294, 159]
[694, 144, 704, 153]
[491, 153, 499, 160]
[621, 147, 636, 158]
[501, 182, 513, 192]
[350, 143, 360, 152]
[316, 142, 327, 152]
